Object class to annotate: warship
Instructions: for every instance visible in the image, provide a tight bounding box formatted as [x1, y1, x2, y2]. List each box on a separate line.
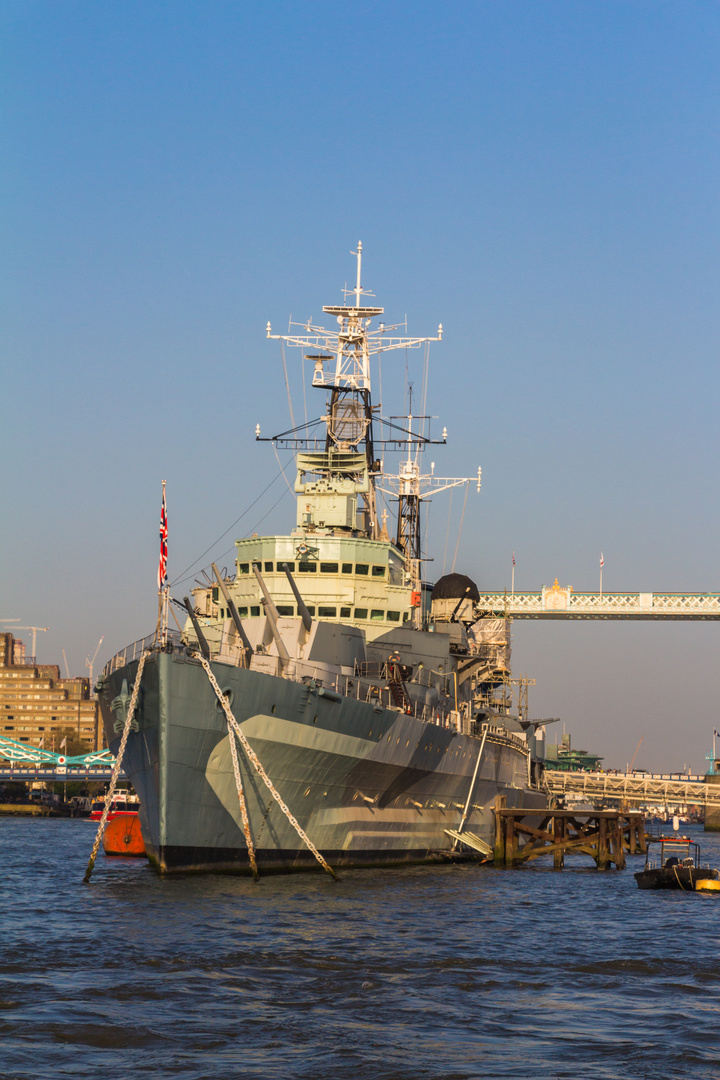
[97, 246, 548, 874]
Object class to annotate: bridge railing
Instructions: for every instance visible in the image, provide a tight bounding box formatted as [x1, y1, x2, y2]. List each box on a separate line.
[475, 591, 720, 619]
[545, 768, 720, 808]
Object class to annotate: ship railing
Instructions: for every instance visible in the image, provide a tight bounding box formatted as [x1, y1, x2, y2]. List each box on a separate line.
[102, 629, 185, 677]
[483, 724, 528, 753]
[289, 661, 456, 729]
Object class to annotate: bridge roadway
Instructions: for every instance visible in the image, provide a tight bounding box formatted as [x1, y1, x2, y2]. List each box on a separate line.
[476, 586, 720, 619]
[0, 766, 121, 781]
[545, 769, 720, 808]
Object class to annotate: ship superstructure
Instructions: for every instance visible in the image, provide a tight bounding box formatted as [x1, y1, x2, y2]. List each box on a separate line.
[189, 242, 478, 642]
[97, 247, 546, 874]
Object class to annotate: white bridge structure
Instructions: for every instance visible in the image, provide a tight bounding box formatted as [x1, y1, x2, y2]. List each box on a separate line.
[476, 582, 720, 620]
[545, 769, 720, 809]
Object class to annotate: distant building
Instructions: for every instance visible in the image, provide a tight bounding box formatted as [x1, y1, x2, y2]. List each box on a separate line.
[0, 632, 101, 751]
[546, 732, 603, 772]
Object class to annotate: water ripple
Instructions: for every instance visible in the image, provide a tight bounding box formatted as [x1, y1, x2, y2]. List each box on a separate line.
[1, 818, 720, 1078]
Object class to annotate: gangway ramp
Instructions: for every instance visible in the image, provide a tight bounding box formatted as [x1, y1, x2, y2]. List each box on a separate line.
[444, 828, 493, 857]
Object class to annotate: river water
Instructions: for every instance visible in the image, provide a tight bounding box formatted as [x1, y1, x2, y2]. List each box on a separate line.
[1, 818, 719, 1080]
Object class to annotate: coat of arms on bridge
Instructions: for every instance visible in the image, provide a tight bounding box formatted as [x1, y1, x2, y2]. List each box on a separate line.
[542, 579, 573, 611]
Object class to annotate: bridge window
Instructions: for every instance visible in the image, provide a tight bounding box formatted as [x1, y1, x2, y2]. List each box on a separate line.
[264, 562, 274, 573]
[372, 566, 386, 577]
[319, 606, 337, 618]
[306, 605, 316, 615]
[237, 608, 248, 617]
[212, 587, 219, 602]
[370, 610, 384, 621]
[282, 561, 295, 572]
[354, 608, 368, 620]
[340, 607, 352, 618]
[276, 605, 294, 616]
[342, 563, 353, 574]
[355, 564, 369, 575]
[403, 612, 410, 622]
[387, 611, 400, 622]
[250, 606, 260, 617]
[238, 563, 250, 574]
[298, 562, 317, 573]
[320, 562, 339, 574]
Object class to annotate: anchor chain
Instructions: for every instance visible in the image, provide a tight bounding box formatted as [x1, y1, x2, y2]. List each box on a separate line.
[83, 650, 150, 884]
[217, 683, 258, 881]
[196, 653, 338, 881]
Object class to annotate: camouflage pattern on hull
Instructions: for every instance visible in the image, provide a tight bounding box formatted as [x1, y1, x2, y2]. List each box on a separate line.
[99, 650, 546, 875]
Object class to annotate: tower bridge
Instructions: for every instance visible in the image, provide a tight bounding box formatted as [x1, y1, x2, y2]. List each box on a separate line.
[474, 584, 720, 620]
[0, 736, 121, 782]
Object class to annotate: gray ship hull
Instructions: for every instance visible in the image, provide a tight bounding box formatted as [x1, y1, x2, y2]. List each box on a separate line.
[99, 649, 547, 874]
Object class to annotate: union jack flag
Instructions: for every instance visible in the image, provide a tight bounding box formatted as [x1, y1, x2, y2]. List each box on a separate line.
[158, 485, 168, 590]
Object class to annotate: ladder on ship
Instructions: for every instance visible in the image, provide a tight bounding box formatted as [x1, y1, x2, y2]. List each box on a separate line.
[386, 656, 413, 713]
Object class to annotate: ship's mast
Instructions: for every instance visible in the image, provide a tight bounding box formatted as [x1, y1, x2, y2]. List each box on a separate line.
[263, 246, 477, 617]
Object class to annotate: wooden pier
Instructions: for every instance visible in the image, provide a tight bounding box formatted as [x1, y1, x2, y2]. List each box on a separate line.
[493, 797, 646, 870]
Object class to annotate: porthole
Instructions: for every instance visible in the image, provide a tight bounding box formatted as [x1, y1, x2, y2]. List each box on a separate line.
[304, 787, 311, 797]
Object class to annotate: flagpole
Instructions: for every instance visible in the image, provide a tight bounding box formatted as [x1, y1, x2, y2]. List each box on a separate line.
[156, 480, 169, 646]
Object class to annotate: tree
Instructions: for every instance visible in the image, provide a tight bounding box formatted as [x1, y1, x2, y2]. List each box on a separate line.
[51, 726, 88, 759]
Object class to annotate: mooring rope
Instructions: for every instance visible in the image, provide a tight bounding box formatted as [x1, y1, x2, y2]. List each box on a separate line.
[196, 653, 338, 882]
[83, 650, 150, 884]
[672, 864, 691, 891]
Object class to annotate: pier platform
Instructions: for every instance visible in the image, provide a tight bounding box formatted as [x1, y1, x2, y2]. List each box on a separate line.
[493, 797, 646, 870]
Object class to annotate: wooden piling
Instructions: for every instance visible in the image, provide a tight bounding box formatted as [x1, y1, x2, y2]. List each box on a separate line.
[553, 814, 566, 870]
[493, 794, 506, 865]
[494, 807, 638, 871]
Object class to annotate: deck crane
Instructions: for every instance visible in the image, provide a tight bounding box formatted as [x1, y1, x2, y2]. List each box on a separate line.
[85, 636, 104, 695]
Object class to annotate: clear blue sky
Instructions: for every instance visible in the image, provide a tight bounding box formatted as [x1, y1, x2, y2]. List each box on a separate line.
[2, 1, 720, 771]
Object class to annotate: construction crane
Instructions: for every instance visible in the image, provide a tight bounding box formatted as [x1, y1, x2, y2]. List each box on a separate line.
[85, 636, 104, 695]
[4, 626, 49, 659]
[628, 736, 644, 773]
[62, 650, 71, 679]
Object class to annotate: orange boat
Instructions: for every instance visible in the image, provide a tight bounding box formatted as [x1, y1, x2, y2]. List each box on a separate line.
[102, 812, 147, 857]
